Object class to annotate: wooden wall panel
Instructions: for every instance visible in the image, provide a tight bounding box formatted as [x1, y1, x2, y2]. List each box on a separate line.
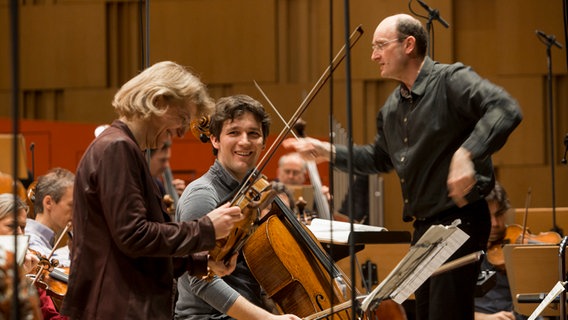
[312, 0, 454, 81]
[498, 166, 568, 209]
[0, 92, 11, 118]
[0, 7, 11, 90]
[20, 3, 106, 89]
[492, 76, 546, 166]
[496, 0, 565, 75]
[453, 0, 498, 76]
[60, 89, 116, 123]
[149, 0, 277, 85]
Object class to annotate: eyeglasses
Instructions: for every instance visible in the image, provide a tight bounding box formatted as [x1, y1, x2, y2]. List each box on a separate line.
[371, 38, 404, 51]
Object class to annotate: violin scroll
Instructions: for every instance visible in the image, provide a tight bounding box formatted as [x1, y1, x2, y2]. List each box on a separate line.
[190, 115, 212, 143]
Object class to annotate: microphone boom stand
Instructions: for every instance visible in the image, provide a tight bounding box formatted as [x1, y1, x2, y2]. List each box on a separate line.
[536, 30, 563, 237]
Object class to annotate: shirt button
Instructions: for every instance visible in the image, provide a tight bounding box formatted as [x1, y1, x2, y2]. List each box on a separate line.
[403, 117, 408, 123]
[404, 199, 409, 204]
[403, 137, 408, 143]
[401, 156, 406, 162]
[401, 178, 405, 183]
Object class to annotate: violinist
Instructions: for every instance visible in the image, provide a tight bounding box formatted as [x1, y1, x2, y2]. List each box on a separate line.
[474, 182, 542, 320]
[0, 193, 39, 273]
[25, 167, 74, 268]
[175, 94, 299, 320]
[0, 193, 63, 319]
[61, 61, 244, 320]
[283, 13, 522, 320]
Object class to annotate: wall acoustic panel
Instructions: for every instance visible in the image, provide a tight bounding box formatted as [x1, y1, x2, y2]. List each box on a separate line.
[496, 0, 565, 75]
[149, 0, 277, 85]
[20, 3, 106, 89]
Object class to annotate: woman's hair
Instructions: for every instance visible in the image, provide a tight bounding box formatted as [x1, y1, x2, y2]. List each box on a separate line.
[209, 94, 271, 156]
[112, 61, 214, 120]
[33, 167, 75, 214]
[0, 193, 28, 221]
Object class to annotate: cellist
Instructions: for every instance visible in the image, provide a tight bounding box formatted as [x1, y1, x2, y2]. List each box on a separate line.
[474, 182, 543, 320]
[175, 94, 299, 320]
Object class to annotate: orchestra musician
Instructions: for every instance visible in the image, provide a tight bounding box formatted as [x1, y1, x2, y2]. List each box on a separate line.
[25, 167, 74, 268]
[276, 152, 330, 218]
[474, 182, 542, 320]
[276, 152, 308, 186]
[0, 193, 39, 274]
[61, 61, 244, 320]
[0, 193, 65, 319]
[175, 94, 299, 320]
[283, 13, 522, 320]
[149, 141, 186, 198]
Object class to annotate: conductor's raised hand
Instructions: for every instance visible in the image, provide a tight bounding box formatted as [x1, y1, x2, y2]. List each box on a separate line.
[206, 202, 243, 239]
[282, 137, 333, 163]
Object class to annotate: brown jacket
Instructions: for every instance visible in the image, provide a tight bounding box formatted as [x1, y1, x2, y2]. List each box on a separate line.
[62, 120, 215, 319]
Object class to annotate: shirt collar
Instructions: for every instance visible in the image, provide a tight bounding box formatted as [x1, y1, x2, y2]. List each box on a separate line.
[399, 56, 434, 99]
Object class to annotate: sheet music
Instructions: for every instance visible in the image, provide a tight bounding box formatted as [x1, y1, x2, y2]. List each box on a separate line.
[307, 218, 387, 244]
[527, 281, 566, 320]
[361, 219, 469, 311]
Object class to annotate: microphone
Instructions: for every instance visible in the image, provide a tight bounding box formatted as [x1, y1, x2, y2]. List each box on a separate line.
[536, 30, 563, 49]
[416, 0, 450, 28]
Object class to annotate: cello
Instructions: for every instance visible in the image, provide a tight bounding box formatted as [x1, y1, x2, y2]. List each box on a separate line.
[243, 197, 406, 319]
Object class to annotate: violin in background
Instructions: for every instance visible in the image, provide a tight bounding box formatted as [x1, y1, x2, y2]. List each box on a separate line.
[486, 224, 562, 271]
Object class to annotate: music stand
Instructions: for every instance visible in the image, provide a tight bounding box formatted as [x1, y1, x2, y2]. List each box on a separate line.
[503, 244, 567, 317]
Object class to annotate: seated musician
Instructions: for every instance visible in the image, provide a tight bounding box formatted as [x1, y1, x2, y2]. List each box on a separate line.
[276, 152, 330, 219]
[0, 193, 67, 319]
[276, 152, 308, 185]
[25, 167, 74, 268]
[474, 181, 542, 320]
[149, 141, 186, 198]
[175, 94, 299, 320]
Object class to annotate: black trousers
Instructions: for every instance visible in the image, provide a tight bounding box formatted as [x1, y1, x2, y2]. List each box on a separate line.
[412, 199, 491, 320]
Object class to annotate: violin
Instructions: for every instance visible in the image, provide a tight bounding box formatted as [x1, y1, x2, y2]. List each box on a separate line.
[26, 249, 69, 310]
[26, 222, 71, 310]
[26, 180, 37, 218]
[486, 224, 562, 270]
[207, 175, 278, 265]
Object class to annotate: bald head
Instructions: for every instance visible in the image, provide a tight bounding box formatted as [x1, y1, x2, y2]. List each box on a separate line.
[277, 153, 307, 185]
[374, 14, 428, 59]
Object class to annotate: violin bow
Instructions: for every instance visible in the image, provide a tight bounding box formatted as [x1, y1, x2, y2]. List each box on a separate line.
[254, 81, 332, 220]
[231, 25, 364, 206]
[521, 187, 532, 244]
[31, 221, 72, 285]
